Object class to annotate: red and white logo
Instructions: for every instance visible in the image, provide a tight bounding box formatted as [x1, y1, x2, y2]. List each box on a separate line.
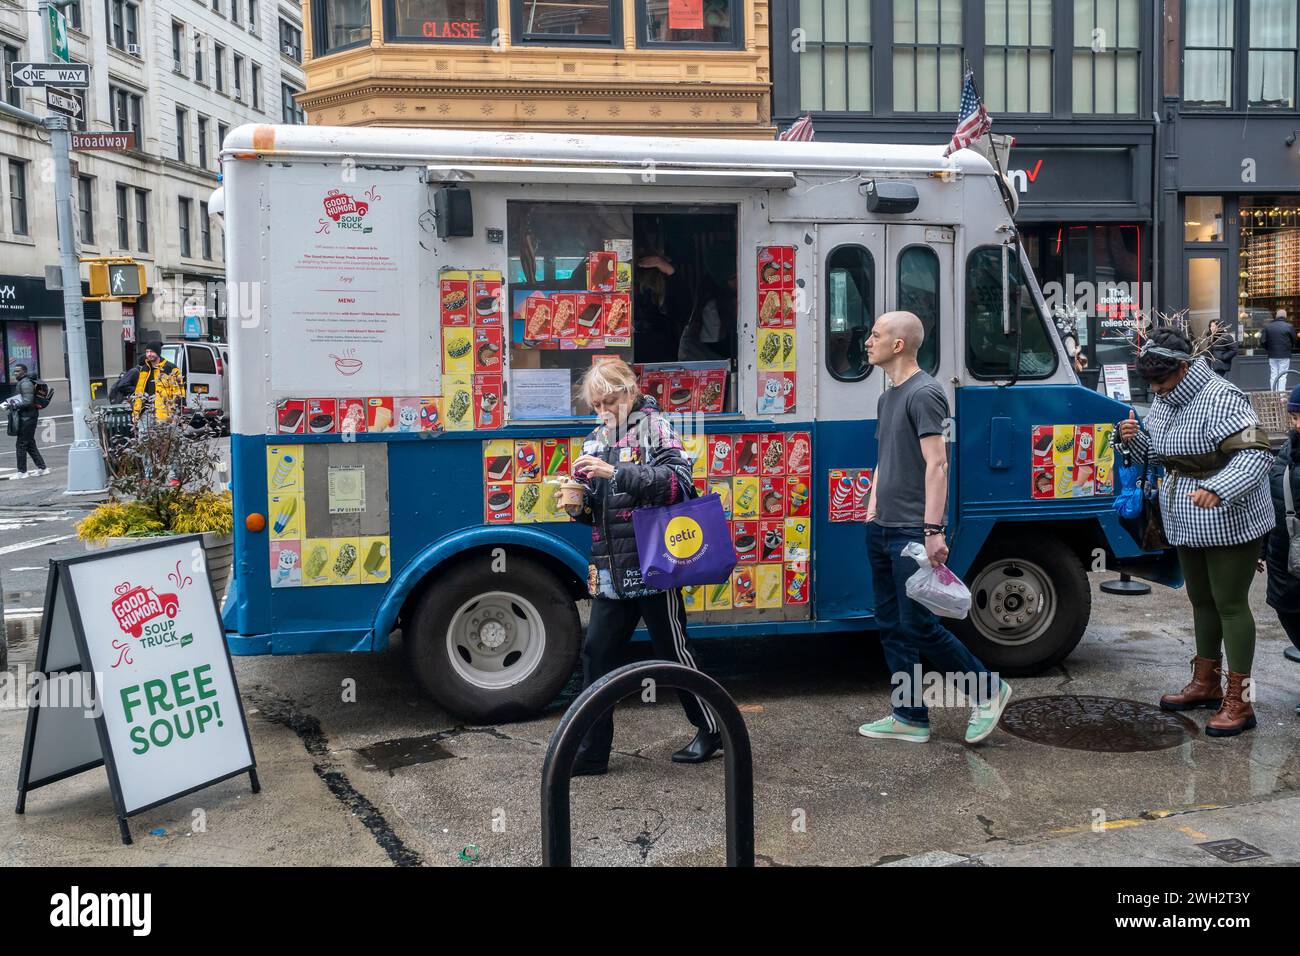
[322, 189, 370, 222]
[111, 582, 180, 639]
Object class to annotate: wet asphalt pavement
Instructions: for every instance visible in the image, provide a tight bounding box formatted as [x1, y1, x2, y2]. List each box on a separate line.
[4, 561, 1298, 866]
[2, 431, 1298, 866]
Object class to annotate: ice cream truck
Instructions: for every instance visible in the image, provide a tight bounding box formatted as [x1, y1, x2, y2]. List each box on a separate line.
[219, 124, 1173, 722]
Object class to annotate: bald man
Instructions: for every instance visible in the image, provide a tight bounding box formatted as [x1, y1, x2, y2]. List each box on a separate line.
[858, 311, 1011, 745]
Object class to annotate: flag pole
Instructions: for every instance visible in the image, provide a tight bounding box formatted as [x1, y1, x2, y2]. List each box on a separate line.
[963, 62, 1018, 220]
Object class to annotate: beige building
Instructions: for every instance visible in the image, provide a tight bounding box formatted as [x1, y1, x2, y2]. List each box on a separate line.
[298, 0, 772, 138]
[0, 0, 305, 399]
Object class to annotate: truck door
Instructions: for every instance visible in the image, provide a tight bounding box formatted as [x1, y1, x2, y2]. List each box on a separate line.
[813, 223, 884, 620]
[812, 223, 956, 622]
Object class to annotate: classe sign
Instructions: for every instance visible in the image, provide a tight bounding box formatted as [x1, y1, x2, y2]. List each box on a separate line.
[421, 19, 484, 38]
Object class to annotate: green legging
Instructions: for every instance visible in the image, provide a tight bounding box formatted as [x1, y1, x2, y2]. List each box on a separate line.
[1176, 538, 1264, 674]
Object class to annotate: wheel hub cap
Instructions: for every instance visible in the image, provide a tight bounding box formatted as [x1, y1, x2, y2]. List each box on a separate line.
[989, 578, 1039, 627]
[471, 612, 510, 651]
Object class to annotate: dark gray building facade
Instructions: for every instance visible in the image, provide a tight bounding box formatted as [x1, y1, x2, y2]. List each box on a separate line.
[771, 1, 1300, 387]
[1160, 0, 1300, 389]
[771, 0, 1159, 381]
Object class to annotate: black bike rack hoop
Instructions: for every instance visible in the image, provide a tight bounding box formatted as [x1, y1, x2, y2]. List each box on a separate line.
[540, 660, 755, 867]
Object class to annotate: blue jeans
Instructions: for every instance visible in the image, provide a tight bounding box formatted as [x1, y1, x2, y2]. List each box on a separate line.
[867, 523, 998, 727]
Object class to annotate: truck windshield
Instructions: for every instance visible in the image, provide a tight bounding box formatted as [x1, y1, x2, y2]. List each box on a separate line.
[965, 245, 1058, 379]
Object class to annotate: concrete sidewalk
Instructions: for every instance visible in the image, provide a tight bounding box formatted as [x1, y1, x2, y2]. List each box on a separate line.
[884, 792, 1299, 867]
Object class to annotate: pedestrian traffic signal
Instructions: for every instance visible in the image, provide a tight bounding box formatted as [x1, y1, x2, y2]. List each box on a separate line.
[85, 259, 147, 300]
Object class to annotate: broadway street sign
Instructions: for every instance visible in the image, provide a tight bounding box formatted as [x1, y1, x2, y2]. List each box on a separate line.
[9, 62, 90, 88]
[71, 131, 136, 151]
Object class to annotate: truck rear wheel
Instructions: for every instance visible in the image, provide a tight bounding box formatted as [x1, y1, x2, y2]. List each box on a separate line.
[405, 554, 581, 723]
[953, 533, 1090, 675]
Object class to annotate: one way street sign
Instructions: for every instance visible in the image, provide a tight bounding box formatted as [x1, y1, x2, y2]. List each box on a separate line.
[46, 88, 83, 120]
[9, 62, 90, 89]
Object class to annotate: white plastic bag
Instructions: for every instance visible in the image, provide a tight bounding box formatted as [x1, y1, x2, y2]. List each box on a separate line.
[901, 542, 971, 620]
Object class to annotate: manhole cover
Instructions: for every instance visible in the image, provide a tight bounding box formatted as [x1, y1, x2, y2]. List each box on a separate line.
[1197, 839, 1270, 863]
[999, 696, 1198, 752]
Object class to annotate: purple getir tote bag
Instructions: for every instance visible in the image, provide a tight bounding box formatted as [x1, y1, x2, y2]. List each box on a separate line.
[632, 493, 737, 590]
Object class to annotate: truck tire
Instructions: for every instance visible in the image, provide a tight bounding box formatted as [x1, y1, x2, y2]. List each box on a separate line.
[952, 532, 1090, 675]
[404, 553, 581, 723]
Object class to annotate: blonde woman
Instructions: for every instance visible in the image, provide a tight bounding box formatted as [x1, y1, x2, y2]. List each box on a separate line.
[558, 359, 721, 775]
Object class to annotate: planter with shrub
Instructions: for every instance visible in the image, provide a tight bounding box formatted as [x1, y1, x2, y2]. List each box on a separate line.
[78, 405, 234, 603]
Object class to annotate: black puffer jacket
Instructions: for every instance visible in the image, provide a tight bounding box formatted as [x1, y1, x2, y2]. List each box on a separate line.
[1266, 434, 1300, 613]
[571, 396, 695, 599]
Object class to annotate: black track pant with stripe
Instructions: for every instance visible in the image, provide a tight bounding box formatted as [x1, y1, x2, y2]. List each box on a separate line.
[577, 589, 718, 762]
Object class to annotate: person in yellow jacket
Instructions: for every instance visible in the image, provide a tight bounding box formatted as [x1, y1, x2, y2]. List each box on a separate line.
[124, 342, 184, 422]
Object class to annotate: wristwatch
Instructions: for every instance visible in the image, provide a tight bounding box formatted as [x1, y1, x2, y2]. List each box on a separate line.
[923, 523, 945, 537]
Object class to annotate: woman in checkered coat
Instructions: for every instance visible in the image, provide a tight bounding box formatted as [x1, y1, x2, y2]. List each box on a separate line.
[1119, 327, 1274, 737]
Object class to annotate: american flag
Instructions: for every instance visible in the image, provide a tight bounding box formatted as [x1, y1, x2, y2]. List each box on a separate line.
[779, 114, 815, 142]
[944, 69, 991, 157]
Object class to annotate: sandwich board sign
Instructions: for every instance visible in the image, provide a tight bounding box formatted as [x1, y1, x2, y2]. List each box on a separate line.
[15, 535, 258, 844]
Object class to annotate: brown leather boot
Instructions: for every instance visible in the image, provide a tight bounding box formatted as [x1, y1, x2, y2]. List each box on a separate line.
[1206, 671, 1257, 737]
[1159, 656, 1223, 711]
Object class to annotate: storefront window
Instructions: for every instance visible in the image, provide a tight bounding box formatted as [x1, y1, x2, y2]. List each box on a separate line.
[312, 0, 372, 55]
[1184, 0, 1234, 107]
[641, 0, 737, 46]
[1185, 196, 1225, 242]
[1238, 199, 1300, 348]
[1187, 256, 1223, 337]
[5, 321, 40, 378]
[825, 245, 874, 381]
[503, 201, 738, 418]
[798, 0, 871, 111]
[513, 0, 615, 43]
[385, 0, 491, 42]
[1248, 0, 1298, 107]
[965, 245, 1057, 379]
[1022, 223, 1145, 377]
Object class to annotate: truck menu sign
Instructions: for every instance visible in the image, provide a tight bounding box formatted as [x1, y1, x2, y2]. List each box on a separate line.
[15, 536, 258, 845]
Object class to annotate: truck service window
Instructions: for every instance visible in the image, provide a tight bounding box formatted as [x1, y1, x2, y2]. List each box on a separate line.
[506, 201, 737, 419]
[825, 244, 875, 381]
[898, 245, 940, 375]
[965, 245, 1058, 379]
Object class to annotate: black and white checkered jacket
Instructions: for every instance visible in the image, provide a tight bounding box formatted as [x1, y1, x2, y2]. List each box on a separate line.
[1123, 359, 1274, 548]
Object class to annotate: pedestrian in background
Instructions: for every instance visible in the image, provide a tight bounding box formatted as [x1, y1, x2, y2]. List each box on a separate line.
[1, 364, 49, 478]
[1207, 319, 1238, 378]
[121, 342, 184, 423]
[560, 359, 721, 775]
[1262, 382, 1300, 714]
[1120, 327, 1274, 736]
[1262, 309, 1296, 392]
[858, 311, 1011, 745]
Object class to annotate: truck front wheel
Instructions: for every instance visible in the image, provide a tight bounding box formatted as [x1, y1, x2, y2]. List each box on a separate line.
[952, 533, 1090, 676]
[404, 554, 581, 723]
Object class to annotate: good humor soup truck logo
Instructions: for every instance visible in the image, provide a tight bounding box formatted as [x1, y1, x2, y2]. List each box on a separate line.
[322, 188, 376, 232]
[110, 582, 192, 665]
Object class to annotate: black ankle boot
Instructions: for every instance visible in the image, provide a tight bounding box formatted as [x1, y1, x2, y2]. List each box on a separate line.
[571, 751, 609, 776]
[671, 730, 722, 763]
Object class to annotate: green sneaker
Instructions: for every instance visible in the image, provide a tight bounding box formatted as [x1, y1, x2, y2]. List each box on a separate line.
[965, 680, 1013, 744]
[857, 716, 931, 743]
